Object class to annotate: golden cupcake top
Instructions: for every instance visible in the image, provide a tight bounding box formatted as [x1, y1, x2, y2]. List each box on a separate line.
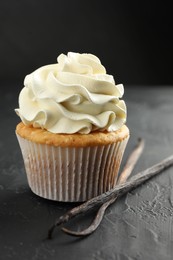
[15, 52, 127, 134]
[16, 122, 129, 147]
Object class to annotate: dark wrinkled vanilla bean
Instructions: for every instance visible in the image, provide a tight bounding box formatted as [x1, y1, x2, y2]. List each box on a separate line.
[48, 153, 173, 239]
[62, 138, 145, 236]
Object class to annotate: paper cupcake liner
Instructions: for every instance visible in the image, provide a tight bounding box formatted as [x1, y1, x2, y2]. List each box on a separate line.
[16, 134, 129, 202]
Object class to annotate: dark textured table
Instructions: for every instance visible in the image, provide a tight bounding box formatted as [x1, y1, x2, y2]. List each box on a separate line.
[0, 86, 173, 260]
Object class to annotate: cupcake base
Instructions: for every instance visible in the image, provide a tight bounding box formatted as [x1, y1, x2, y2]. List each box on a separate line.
[16, 123, 129, 202]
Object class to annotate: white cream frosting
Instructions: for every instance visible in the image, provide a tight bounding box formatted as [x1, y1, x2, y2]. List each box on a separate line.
[15, 52, 127, 134]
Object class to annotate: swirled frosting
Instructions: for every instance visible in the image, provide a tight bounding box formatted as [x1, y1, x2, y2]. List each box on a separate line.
[15, 52, 127, 134]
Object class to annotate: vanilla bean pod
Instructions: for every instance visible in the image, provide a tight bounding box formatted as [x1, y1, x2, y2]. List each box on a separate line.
[48, 154, 173, 239]
[117, 138, 145, 184]
[62, 138, 145, 236]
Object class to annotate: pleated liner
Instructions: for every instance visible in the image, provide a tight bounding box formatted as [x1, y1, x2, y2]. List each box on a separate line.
[16, 134, 129, 202]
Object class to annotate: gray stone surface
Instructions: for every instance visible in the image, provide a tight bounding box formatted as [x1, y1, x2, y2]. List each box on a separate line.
[0, 86, 173, 260]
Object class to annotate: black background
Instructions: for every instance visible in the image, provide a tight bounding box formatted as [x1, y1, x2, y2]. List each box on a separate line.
[1, 1, 173, 259]
[0, 0, 173, 89]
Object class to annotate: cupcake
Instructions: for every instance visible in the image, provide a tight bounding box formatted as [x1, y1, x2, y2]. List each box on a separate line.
[15, 52, 129, 202]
